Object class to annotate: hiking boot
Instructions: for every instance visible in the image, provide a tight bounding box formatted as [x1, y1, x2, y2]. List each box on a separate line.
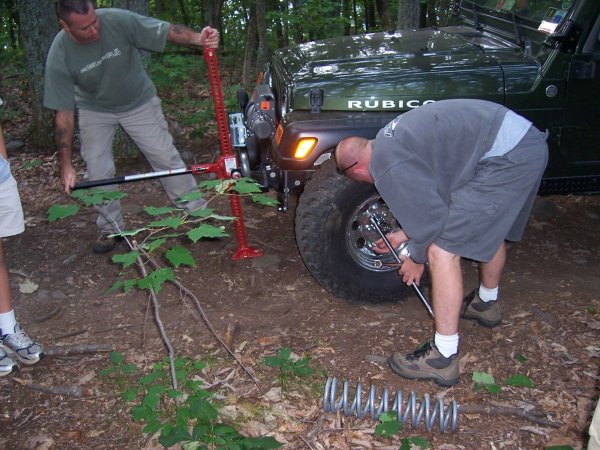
[461, 289, 502, 328]
[0, 348, 17, 376]
[0, 324, 44, 365]
[92, 232, 122, 254]
[388, 341, 459, 387]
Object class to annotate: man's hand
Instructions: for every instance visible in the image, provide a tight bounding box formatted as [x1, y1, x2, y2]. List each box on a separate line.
[199, 26, 219, 48]
[61, 162, 76, 195]
[398, 258, 425, 286]
[372, 229, 409, 254]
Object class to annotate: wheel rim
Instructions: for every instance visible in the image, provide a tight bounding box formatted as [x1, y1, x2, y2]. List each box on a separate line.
[345, 194, 400, 272]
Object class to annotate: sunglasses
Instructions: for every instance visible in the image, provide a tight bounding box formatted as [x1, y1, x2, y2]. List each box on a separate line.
[331, 146, 358, 175]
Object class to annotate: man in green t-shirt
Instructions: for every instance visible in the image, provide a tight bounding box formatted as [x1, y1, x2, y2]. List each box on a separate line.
[44, 0, 219, 253]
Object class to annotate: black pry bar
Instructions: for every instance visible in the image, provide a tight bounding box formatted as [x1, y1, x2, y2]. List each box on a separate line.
[72, 166, 208, 190]
[369, 217, 434, 318]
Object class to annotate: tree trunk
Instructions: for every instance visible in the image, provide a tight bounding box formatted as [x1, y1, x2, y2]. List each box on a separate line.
[256, 0, 268, 73]
[242, 3, 257, 87]
[112, 0, 149, 14]
[16, 0, 57, 149]
[376, 0, 393, 30]
[397, 0, 420, 29]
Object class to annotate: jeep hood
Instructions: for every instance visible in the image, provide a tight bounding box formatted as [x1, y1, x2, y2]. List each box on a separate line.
[271, 26, 540, 112]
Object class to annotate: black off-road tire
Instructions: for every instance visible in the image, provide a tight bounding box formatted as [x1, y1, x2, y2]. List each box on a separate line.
[295, 159, 417, 303]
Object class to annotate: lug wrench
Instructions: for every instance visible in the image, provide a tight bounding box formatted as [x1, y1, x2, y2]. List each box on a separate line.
[369, 217, 434, 318]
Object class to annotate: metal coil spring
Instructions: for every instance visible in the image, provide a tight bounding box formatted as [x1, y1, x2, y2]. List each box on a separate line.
[322, 377, 459, 433]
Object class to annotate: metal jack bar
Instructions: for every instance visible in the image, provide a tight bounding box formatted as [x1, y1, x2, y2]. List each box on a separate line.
[369, 217, 434, 318]
[73, 165, 213, 190]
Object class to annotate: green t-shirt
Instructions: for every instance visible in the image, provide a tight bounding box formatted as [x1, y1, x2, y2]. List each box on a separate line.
[44, 8, 169, 113]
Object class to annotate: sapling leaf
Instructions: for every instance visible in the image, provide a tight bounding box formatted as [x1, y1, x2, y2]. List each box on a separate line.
[179, 191, 205, 203]
[166, 245, 196, 268]
[144, 206, 176, 216]
[144, 237, 167, 252]
[137, 267, 175, 293]
[472, 371, 495, 386]
[251, 193, 279, 206]
[187, 224, 228, 242]
[187, 207, 215, 218]
[231, 178, 262, 194]
[149, 216, 183, 230]
[47, 204, 80, 222]
[504, 374, 534, 387]
[112, 251, 140, 269]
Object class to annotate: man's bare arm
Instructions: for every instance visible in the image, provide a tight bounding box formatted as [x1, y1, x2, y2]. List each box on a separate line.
[55, 110, 76, 194]
[167, 25, 219, 48]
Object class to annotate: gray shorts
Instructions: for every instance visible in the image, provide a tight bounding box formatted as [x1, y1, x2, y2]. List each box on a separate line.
[435, 126, 548, 262]
[0, 175, 24, 238]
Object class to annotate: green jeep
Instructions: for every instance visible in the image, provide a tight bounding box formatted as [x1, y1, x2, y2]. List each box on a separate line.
[229, 0, 600, 303]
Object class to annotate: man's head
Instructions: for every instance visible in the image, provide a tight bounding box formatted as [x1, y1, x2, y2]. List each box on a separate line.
[58, 0, 100, 44]
[332, 137, 374, 183]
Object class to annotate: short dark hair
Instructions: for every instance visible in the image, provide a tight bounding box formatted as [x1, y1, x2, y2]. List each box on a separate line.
[58, 0, 95, 23]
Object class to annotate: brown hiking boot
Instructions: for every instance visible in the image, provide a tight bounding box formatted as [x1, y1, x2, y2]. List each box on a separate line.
[92, 232, 123, 254]
[388, 341, 459, 387]
[461, 289, 502, 328]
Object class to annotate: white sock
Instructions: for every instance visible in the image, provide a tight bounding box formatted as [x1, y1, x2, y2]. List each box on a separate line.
[479, 283, 499, 303]
[434, 332, 459, 358]
[0, 310, 17, 335]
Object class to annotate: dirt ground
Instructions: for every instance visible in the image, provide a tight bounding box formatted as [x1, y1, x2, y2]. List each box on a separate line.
[0, 120, 599, 449]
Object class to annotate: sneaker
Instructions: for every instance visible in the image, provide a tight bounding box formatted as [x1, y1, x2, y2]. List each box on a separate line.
[389, 341, 459, 387]
[0, 324, 44, 365]
[461, 289, 502, 328]
[92, 232, 123, 254]
[0, 348, 18, 376]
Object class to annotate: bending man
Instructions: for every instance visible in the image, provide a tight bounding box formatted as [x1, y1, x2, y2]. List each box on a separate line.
[333, 99, 548, 386]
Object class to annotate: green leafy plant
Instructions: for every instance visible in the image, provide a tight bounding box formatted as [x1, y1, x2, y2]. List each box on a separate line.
[101, 355, 281, 449]
[23, 158, 43, 170]
[374, 412, 402, 438]
[99, 351, 139, 392]
[472, 370, 535, 394]
[262, 347, 314, 391]
[399, 436, 430, 449]
[48, 178, 277, 295]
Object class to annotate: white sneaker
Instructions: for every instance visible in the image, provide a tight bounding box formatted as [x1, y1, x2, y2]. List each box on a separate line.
[0, 323, 44, 365]
[0, 347, 18, 376]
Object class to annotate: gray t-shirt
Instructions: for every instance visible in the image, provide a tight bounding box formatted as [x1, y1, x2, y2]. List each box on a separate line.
[44, 8, 169, 113]
[369, 99, 531, 263]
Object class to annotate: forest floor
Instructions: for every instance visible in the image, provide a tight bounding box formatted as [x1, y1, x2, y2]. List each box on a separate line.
[0, 60, 599, 450]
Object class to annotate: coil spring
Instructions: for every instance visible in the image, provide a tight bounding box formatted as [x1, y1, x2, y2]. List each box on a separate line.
[322, 377, 459, 433]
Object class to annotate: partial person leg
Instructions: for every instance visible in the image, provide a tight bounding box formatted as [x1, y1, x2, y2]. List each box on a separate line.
[462, 242, 505, 327]
[0, 177, 43, 373]
[79, 109, 125, 253]
[119, 97, 207, 211]
[388, 244, 461, 386]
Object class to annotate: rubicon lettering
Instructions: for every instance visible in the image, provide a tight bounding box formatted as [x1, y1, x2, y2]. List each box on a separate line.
[80, 48, 122, 74]
[348, 99, 435, 109]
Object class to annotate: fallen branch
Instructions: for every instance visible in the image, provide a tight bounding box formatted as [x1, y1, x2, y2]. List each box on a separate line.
[13, 378, 87, 397]
[45, 343, 115, 356]
[138, 246, 265, 394]
[460, 404, 562, 429]
[33, 305, 62, 323]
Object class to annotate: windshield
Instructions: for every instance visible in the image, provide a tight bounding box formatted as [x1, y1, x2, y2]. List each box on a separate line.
[471, 0, 576, 33]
